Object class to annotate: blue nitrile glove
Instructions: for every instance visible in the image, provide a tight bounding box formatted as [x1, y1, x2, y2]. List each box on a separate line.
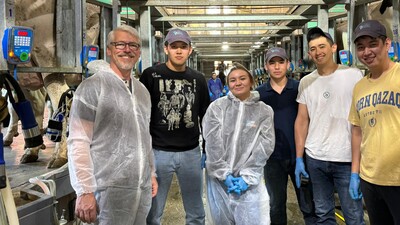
[224, 175, 237, 193]
[209, 92, 213, 97]
[201, 153, 206, 169]
[232, 176, 248, 195]
[295, 157, 309, 188]
[349, 173, 363, 200]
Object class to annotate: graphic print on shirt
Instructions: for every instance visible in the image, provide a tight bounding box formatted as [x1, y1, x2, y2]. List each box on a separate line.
[356, 90, 400, 127]
[157, 78, 196, 130]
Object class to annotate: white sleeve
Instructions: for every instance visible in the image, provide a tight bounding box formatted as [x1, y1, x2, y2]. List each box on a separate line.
[67, 97, 97, 196]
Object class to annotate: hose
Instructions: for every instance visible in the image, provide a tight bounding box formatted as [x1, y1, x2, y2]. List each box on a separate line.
[29, 177, 59, 225]
[0, 177, 20, 225]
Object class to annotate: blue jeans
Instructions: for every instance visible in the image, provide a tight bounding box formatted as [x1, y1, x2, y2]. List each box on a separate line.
[146, 147, 205, 225]
[306, 155, 365, 225]
[265, 158, 317, 225]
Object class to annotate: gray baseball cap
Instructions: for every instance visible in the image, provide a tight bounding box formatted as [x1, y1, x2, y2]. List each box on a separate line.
[165, 28, 191, 45]
[307, 27, 333, 43]
[353, 20, 387, 43]
[265, 47, 288, 63]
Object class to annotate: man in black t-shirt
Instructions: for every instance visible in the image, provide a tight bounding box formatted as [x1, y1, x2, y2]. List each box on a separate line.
[140, 28, 209, 225]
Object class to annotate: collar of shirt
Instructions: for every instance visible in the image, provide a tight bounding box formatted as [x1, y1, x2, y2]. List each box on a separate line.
[264, 77, 295, 92]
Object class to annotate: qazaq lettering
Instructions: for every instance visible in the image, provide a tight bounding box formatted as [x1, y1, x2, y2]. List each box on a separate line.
[356, 91, 400, 111]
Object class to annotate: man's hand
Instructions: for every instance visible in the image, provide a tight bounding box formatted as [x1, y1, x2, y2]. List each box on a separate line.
[295, 157, 309, 188]
[151, 176, 158, 197]
[349, 173, 363, 200]
[75, 193, 97, 224]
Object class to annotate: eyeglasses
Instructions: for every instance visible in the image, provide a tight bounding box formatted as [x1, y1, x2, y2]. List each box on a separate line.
[110, 42, 141, 51]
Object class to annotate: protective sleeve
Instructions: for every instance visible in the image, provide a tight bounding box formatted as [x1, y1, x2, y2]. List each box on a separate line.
[67, 96, 97, 196]
[202, 102, 231, 181]
[147, 136, 157, 177]
[240, 106, 275, 186]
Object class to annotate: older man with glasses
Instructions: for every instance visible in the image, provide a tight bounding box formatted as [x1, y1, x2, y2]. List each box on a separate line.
[68, 24, 157, 225]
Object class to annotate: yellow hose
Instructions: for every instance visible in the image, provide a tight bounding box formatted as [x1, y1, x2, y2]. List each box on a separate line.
[0, 176, 20, 225]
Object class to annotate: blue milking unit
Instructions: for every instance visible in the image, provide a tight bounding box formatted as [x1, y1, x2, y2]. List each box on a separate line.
[81, 45, 99, 77]
[81, 45, 99, 67]
[2, 26, 33, 64]
[1, 26, 43, 189]
[339, 50, 353, 66]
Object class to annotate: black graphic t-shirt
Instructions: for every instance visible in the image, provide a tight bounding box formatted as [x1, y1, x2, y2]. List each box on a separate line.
[140, 63, 210, 152]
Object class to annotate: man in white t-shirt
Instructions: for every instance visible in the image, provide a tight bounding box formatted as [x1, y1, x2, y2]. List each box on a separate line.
[294, 27, 365, 225]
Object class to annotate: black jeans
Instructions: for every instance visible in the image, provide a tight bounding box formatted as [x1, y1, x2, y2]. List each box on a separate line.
[264, 158, 317, 225]
[361, 179, 400, 225]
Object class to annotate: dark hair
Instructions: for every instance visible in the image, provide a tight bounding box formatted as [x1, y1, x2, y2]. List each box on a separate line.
[308, 33, 334, 46]
[377, 35, 388, 43]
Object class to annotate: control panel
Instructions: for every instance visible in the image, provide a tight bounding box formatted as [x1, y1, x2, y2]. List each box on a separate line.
[81, 45, 99, 67]
[339, 50, 352, 66]
[2, 26, 34, 64]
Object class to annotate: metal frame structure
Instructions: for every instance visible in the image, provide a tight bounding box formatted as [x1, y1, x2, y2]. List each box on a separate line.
[0, 0, 114, 75]
[3, 0, 397, 75]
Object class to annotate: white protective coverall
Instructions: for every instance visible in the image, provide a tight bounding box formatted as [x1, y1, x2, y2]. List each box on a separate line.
[68, 61, 155, 225]
[202, 91, 275, 225]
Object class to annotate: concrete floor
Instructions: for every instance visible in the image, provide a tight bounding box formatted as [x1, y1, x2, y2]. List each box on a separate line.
[161, 174, 305, 225]
[161, 174, 371, 225]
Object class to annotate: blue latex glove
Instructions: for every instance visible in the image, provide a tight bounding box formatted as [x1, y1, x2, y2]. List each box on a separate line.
[349, 173, 363, 200]
[224, 175, 237, 193]
[201, 153, 206, 169]
[232, 177, 248, 195]
[295, 157, 309, 188]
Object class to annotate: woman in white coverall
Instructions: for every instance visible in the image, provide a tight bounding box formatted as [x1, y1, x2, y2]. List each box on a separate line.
[202, 63, 275, 225]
